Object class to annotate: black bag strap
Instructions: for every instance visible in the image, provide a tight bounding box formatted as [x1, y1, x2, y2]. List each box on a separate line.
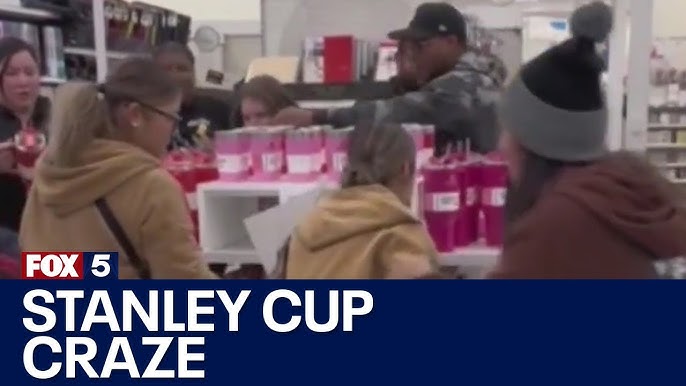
[95, 198, 151, 279]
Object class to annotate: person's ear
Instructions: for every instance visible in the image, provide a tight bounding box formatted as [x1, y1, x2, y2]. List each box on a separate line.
[400, 161, 415, 179]
[124, 102, 144, 128]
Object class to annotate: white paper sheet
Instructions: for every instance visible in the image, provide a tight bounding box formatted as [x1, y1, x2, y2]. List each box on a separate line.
[244, 187, 324, 274]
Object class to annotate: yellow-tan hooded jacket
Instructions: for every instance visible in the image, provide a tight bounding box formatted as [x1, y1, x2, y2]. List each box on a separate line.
[286, 184, 439, 279]
[20, 139, 216, 279]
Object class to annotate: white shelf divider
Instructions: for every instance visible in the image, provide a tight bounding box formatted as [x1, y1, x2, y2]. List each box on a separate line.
[198, 178, 500, 270]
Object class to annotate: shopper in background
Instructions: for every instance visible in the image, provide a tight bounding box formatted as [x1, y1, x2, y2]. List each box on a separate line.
[20, 58, 217, 279]
[236, 74, 297, 126]
[153, 42, 231, 147]
[489, 1, 686, 279]
[271, 2, 503, 154]
[389, 39, 421, 95]
[284, 124, 442, 279]
[0, 37, 50, 233]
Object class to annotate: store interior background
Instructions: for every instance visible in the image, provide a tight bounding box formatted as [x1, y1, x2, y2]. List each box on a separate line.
[131, 0, 686, 88]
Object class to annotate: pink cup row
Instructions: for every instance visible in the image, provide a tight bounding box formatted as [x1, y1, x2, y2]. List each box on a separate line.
[214, 126, 354, 182]
[214, 124, 436, 182]
[420, 153, 509, 250]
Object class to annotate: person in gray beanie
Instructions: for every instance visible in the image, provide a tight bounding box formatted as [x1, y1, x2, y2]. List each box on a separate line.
[487, 1, 686, 279]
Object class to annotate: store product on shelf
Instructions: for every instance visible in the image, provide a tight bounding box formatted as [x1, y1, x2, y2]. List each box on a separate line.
[422, 157, 460, 252]
[215, 129, 251, 181]
[324, 126, 353, 180]
[163, 149, 199, 240]
[250, 126, 289, 181]
[284, 126, 325, 181]
[480, 154, 508, 247]
[420, 149, 506, 251]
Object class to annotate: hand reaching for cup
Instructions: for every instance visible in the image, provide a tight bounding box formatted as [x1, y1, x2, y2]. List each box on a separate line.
[270, 107, 315, 127]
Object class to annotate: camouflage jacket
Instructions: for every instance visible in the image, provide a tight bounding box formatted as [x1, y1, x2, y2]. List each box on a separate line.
[318, 50, 505, 154]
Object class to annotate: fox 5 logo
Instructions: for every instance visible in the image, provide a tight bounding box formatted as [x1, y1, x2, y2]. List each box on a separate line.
[21, 252, 119, 280]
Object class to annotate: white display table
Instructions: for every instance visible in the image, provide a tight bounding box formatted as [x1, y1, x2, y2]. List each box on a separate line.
[197, 178, 500, 270]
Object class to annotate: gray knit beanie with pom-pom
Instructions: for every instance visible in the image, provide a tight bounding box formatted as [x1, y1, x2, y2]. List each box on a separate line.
[498, 1, 613, 162]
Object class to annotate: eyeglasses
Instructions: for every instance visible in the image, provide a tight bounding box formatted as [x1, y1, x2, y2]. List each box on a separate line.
[134, 100, 182, 128]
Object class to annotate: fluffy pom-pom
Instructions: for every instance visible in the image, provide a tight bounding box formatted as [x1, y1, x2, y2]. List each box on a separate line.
[570, 1, 613, 42]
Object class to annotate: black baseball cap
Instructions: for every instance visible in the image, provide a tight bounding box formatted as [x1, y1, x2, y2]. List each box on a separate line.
[388, 2, 467, 43]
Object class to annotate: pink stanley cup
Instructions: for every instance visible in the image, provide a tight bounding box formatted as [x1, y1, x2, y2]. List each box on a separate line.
[481, 153, 508, 247]
[324, 126, 353, 181]
[463, 156, 483, 243]
[402, 123, 425, 170]
[215, 129, 251, 181]
[14, 127, 46, 187]
[285, 126, 323, 181]
[163, 149, 197, 238]
[421, 159, 460, 253]
[250, 126, 288, 181]
[421, 124, 435, 168]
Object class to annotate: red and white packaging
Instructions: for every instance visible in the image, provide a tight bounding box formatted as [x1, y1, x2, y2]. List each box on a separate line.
[421, 158, 461, 253]
[480, 152, 508, 247]
[285, 126, 323, 181]
[14, 127, 46, 186]
[163, 149, 198, 239]
[215, 129, 251, 181]
[324, 126, 352, 180]
[250, 126, 289, 181]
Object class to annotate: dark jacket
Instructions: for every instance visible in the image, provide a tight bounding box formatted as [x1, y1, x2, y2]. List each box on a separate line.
[314, 50, 504, 154]
[488, 152, 686, 279]
[0, 96, 50, 232]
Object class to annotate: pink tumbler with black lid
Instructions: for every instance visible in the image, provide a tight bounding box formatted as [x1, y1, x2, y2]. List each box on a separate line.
[402, 123, 425, 170]
[421, 159, 461, 253]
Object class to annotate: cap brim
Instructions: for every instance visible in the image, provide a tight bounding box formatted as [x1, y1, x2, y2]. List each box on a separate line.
[387, 27, 433, 41]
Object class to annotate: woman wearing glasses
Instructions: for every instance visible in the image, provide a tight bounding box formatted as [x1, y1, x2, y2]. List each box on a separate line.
[20, 57, 217, 279]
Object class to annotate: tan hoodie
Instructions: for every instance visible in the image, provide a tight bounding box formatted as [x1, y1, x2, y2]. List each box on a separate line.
[20, 139, 216, 279]
[488, 152, 686, 279]
[286, 184, 440, 279]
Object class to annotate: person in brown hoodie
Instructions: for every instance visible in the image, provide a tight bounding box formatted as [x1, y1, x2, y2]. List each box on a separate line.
[20, 58, 217, 279]
[284, 123, 441, 279]
[490, 1, 686, 279]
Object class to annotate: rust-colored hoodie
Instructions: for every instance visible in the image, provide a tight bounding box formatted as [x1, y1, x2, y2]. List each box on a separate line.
[488, 152, 686, 279]
[20, 139, 216, 279]
[286, 184, 440, 279]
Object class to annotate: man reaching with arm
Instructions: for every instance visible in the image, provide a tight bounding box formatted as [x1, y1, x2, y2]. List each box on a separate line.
[272, 2, 504, 154]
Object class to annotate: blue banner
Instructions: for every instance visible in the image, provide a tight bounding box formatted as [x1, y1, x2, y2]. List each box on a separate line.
[1, 280, 685, 385]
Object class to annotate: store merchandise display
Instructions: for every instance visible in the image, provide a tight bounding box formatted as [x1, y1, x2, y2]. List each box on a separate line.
[60, 0, 190, 81]
[646, 60, 686, 185]
[421, 150, 507, 253]
[171, 125, 502, 271]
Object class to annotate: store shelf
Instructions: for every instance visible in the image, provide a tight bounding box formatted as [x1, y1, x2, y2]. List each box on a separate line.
[63, 47, 148, 60]
[199, 179, 330, 201]
[646, 143, 686, 150]
[204, 244, 258, 264]
[648, 124, 686, 130]
[40, 76, 66, 85]
[656, 162, 686, 169]
[0, 4, 59, 21]
[439, 245, 500, 268]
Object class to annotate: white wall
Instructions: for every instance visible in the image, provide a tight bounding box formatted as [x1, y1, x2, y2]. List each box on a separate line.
[653, 0, 686, 38]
